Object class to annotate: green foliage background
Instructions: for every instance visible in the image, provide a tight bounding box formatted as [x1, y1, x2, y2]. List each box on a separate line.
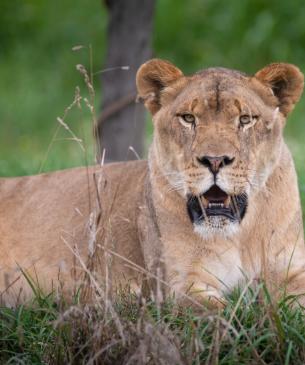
[0, 0, 304, 211]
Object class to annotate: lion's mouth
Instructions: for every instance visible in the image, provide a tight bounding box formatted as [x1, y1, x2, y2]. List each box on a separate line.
[187, 185, 248, 224]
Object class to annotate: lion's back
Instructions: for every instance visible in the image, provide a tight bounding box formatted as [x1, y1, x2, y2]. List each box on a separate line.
[0, 160, 148, 304]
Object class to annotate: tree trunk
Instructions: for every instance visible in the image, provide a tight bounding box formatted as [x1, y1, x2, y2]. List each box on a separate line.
[97, 0, 155, 162]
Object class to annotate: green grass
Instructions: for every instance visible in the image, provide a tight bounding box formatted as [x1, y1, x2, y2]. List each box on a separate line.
[0, 1, 106, 176]
[0, 284, 305, 364]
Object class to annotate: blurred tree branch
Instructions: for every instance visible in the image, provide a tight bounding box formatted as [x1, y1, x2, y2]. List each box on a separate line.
[97, 0, 155, 162]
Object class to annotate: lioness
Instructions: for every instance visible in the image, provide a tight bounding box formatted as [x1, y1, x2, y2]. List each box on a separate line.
[1, 59, 305, 307]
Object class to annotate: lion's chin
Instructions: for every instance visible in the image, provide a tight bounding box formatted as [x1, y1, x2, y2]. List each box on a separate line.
[194, 218, 239, 239]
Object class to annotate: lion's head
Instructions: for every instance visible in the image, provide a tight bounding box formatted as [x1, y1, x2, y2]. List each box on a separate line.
[137, 59, 304, 237]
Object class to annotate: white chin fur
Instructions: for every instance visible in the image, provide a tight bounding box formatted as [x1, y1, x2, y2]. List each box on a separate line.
[194, 218, 239, 239]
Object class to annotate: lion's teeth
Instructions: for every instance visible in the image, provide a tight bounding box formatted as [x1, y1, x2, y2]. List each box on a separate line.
[200, 196, 209, 208]
[224, 196, 231, 208]
[208, 203, 224, 208]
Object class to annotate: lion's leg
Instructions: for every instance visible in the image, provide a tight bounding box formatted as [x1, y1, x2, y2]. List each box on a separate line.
[273, 236, 305, 306]
[166, 267, 227, 309]
[283, 268, 305, 306]
[162, 238, 242, 309]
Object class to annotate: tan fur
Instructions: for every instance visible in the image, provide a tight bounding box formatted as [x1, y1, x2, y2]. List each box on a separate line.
[1, 59, 305, 307]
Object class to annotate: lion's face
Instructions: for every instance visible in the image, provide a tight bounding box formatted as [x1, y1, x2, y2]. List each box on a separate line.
[137, 60, 304, 237]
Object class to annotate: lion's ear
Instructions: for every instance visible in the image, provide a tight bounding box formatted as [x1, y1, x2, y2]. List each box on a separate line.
[255, 63, 304, 116]
[136, 59, 184, 115]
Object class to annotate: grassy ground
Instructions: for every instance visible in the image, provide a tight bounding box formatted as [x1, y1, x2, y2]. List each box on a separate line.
[0, 283, 305, 364]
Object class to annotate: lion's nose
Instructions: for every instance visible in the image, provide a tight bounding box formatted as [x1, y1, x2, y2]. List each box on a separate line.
[197, 155, 234, 174]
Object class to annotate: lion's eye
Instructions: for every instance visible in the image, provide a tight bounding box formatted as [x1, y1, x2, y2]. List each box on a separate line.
[239, 115, 252, 126]
[181, 114, 195, 124]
